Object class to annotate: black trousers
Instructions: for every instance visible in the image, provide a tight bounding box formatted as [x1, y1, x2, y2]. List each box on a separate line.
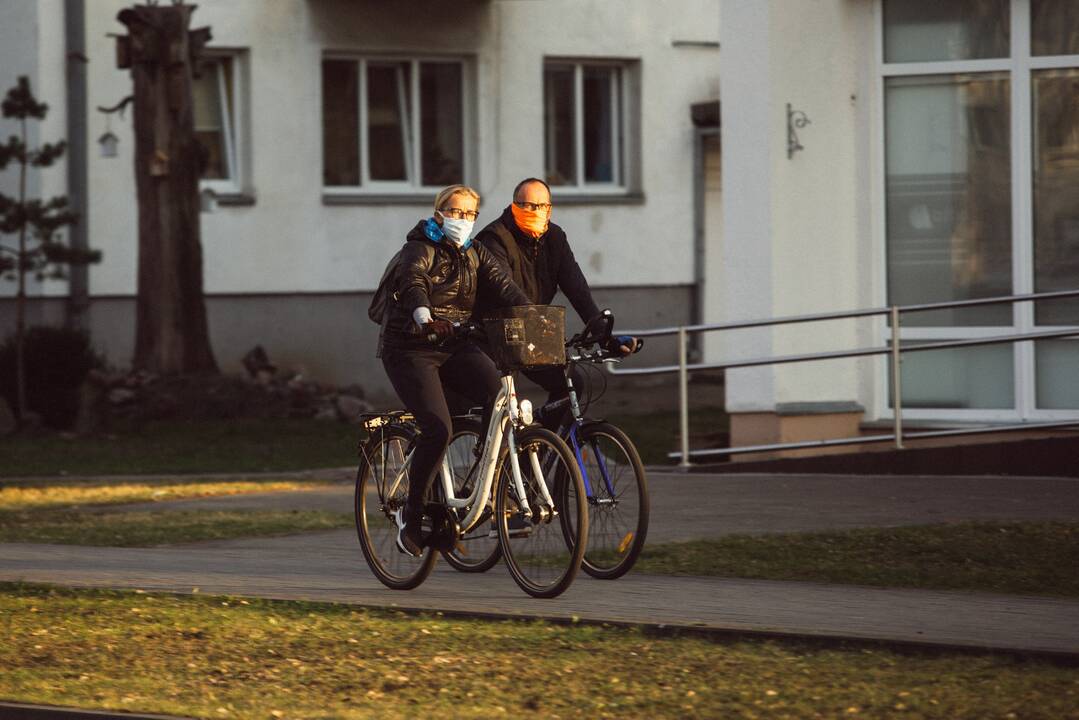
[382, 343, 502, 514]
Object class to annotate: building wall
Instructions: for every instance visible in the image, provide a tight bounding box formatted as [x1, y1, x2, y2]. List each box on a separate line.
[0, 0, 71, 301]
[78, 0, 718, 297]
[718, 0, 876, 417]
[767, 0, 874, 409]
[1, 282, 690, 397]
[0, 0, 719, 388]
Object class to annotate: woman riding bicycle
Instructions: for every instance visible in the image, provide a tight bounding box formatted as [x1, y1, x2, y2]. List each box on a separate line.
[378, 184, 529, 557]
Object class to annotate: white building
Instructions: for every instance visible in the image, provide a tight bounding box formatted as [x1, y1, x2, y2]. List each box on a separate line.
[1, 0, 717, 399]
[2, 0, 1077, 447]
[715, 0, 1079, 450]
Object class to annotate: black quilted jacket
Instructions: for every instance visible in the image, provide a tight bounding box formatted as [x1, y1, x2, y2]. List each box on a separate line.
[380, 220, 528, 351]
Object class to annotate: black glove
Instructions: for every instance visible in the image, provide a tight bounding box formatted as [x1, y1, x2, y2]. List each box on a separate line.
[423, 319, 455, 342]
[604, 334, 639, 357]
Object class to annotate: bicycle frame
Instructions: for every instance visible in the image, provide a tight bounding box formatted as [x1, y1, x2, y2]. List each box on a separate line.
[375, 372, 541, 535]
[555, 365, 616, 499]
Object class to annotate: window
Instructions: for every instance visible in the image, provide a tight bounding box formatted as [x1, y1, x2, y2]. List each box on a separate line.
[193, 53, 243, 190]
[543, 61, 630, 190]
[321, 57, 466, 190]
[879, 0, 1079, 415]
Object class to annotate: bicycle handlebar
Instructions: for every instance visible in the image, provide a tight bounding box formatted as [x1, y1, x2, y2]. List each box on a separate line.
[413, 320, 479, 344]
[565, 309, 644, 363]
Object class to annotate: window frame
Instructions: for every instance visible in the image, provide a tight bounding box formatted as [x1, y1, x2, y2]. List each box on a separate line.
[196, 49, 245, 195]
[321, 54, 473, 196]
[542, 58, 636, 196]
[871, 0, 1079, 423]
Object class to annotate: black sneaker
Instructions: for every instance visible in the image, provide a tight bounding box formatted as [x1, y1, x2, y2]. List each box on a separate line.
[393, 507, 424, 557]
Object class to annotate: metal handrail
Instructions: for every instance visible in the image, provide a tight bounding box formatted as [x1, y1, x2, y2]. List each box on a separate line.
[608, 289, 1079, 465]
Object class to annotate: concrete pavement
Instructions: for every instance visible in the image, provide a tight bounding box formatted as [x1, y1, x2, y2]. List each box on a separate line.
[2, 471, 1079, 655]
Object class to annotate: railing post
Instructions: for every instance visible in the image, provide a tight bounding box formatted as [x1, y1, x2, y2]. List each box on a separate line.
[678, 326, 691, 467]
[890, 305, 903, 449]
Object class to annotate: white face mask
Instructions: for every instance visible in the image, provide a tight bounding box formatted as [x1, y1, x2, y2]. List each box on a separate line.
[440, 216, 474, 247]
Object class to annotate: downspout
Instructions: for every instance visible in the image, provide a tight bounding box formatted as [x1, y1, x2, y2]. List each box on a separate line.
[64, 0, 89, 330]
[691, 125, 705, 363]
[690, 100, 720, 363]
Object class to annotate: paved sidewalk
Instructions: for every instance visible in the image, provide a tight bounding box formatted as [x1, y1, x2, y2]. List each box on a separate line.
[82, 471, 1079, 544]
[3, 532, 1078, 655]
[3, 471, 1078, 655]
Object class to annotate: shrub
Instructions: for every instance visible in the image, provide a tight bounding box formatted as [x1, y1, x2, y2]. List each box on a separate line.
[0, 326, 104, 429]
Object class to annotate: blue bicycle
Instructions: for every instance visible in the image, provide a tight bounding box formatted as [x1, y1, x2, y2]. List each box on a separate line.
[443, 311, 649, 580]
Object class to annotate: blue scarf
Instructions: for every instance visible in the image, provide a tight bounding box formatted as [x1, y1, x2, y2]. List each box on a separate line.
[424, 217, 472, 250]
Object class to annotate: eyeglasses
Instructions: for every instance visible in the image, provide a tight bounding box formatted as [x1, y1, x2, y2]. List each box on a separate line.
[439, 207, 479, 221]
[514, 201, 552, 212]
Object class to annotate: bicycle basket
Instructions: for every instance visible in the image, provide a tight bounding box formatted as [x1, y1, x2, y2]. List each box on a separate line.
[483, 305, 566, 370]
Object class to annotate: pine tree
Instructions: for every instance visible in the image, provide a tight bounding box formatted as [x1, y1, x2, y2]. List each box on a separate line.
[0, 76, 101, 423]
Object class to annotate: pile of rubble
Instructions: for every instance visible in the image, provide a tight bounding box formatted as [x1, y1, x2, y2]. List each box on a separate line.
[82, 345, 373, 428]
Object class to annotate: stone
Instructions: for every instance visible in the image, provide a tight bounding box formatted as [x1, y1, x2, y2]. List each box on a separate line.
[242, 345, 276, 378]
[314, 404, 338, 421]
[335, 394, 372, 423]
[74, 380, 106, 435]
[108, 387, 137, 405]
[339, 384, 366, 399]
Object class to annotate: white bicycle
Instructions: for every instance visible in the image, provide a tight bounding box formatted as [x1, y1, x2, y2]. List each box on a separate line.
[354, 325, 589, 599]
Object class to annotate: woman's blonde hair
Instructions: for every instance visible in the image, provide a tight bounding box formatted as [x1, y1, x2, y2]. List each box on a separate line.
[433, 184, 480, 215]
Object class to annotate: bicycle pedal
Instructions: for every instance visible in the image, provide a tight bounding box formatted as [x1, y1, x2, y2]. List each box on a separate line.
[490, 514, 533, 538]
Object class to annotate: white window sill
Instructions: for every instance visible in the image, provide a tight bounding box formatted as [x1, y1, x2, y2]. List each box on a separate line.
[551, 191, 645, 206]
[215, 192, 256, 207]
[323, 192, 434, 206]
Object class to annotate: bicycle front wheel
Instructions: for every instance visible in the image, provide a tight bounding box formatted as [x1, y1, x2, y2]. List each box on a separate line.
[575, 422, 649, 580]
[442, 416, 502, 573]
[355, 424, 438, 590]
[495, 426, 588, 599]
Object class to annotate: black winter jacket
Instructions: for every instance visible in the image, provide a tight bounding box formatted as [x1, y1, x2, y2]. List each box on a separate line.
[475, 206, 601, 324]
[381, 219, 529, 351]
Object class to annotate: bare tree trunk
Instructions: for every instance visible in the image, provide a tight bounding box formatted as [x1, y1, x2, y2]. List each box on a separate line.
[120, 4, 217, 375]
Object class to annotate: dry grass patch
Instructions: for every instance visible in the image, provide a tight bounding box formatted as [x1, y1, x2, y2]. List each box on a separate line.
[0, 479, 325, 513]
[1, 584, 1077, 719]
[0, 510, 352, 546]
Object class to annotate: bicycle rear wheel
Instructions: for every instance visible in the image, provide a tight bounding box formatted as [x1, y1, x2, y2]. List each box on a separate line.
[355, 424, 438, 590]
[442, 416, 502, 573]
[495, 426, 588, 599]
[573, 422, 649, 580]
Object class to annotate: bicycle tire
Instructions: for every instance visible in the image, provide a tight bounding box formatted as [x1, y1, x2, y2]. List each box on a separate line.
[495, 426, 588, 599]
[573, 421, 649, 580]
[354, 423, 438, 590]
[442, 416, 503, 573]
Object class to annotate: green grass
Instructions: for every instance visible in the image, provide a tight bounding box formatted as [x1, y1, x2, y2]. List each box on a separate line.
[0, 408, 725, 476]
[604, 406, 728, 465]
[1, 584, 1077, 720]
[0, 418, 362, 477]
[0, 477, 334, 511]
[623, 522, 1079, 597]
[0, 510, 352, 546]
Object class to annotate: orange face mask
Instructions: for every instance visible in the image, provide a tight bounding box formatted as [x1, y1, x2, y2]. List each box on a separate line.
[511, 203, 550, 239]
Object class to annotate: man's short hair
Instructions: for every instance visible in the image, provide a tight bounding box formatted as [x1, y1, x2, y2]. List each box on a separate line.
[513, 177, 551, 202]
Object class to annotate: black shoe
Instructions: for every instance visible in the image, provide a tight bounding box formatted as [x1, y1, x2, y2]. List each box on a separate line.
[393, 507, 424, 557]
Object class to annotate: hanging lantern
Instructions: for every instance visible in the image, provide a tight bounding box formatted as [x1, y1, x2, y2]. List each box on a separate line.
[98, 130, 119, 158]
[199, 187, 218, 213]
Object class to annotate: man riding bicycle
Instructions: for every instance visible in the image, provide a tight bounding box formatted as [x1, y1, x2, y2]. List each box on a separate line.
[475, 177, 641, 429]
